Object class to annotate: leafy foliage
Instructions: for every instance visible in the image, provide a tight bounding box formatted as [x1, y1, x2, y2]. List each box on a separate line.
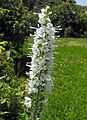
[0, 0, 30, 50]
[0, 43, 27, 120]
[50, 1, 87, 37]
[29, 0, 87, 38]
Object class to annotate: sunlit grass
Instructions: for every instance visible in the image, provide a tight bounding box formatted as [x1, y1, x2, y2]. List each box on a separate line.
[41, 38, 87, 120]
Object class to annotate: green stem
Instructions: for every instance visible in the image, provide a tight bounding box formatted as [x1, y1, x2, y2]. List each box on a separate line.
[33, 86, 40, 120]
[33, 51, 46, 120]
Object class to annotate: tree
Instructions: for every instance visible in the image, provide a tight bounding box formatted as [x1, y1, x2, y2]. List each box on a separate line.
[50, 1, 87, 37]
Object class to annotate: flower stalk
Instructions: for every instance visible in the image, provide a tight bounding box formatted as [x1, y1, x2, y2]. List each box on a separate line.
[25, 6, 55, 120]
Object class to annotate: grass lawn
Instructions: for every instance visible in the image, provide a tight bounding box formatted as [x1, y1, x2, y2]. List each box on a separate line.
[41, 38, 87, 120]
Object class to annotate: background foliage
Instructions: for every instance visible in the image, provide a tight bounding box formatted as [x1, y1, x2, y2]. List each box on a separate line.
[30, 0, 87, 37]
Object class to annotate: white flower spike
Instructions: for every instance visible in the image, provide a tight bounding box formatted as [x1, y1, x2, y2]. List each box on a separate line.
[25, 6, 56, 120]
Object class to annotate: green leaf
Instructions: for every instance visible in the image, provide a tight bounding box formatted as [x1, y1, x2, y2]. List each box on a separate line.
[0, 98, 7, 104]
[6, 51, 10, 60]
[0, 41, 8, 45]
[0, 82, 3, 87]
[0, 76, 6, 80]
[0, 46, 5, 53]
[0, 111, 10, 115]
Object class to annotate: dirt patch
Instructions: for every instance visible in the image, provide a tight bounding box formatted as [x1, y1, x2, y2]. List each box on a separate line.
[67, 41, 86, 47]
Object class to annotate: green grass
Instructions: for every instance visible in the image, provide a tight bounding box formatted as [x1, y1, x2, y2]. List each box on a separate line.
[41, 38, 87, 120]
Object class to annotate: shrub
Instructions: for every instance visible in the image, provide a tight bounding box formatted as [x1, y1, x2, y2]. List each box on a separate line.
[0, 0, 31, 50]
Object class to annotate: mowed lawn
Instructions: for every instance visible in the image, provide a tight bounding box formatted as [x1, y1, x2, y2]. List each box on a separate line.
[41, 38, 87, 120]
